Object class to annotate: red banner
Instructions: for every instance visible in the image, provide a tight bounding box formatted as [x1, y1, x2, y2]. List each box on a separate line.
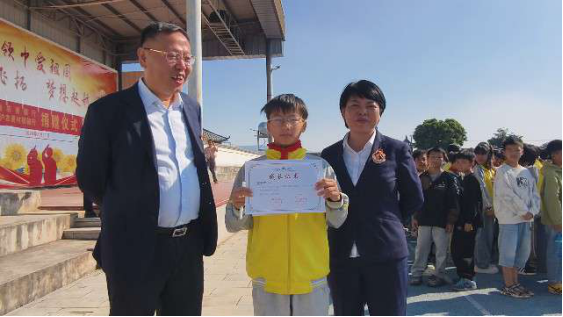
[0, 100, 83, 136]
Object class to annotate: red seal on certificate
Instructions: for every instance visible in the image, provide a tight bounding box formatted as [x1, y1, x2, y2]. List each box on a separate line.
[372, 148, 386, 164]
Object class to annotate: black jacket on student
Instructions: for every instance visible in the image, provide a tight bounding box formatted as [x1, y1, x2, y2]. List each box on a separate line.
[457, 173, 483, 228]
[415, 171, 461, 228]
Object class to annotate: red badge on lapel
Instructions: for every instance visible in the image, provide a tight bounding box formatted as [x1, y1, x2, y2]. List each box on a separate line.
[372, 148, 386, 164]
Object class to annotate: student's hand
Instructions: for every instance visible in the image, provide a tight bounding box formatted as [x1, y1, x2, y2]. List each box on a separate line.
[553, 224, 562, 233]
[464, 223, 474, 232]
[229, 187, 253, 210]
[445, 224, 454, 233]
[411, 219, 419, 232]
[315, 178, 341, 202]
[521, 212, 533, 221]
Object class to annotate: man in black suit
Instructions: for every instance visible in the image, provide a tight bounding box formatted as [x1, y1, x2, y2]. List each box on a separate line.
[76, 22, 218, 315]
[322, 80, 424, 315]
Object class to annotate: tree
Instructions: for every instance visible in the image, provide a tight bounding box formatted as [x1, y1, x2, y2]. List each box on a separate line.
[413, 118, 467, 150]
[487, 128, 523, 148]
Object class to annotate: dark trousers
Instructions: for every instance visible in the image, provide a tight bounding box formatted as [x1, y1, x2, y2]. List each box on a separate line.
[451, 227, 476, 280]
[207, 158, 218, 182]
[106, 231, 204, 316]
[526, 216, 548, 272]
[83, 194, 96, 217]
[328, 257, 408, 316]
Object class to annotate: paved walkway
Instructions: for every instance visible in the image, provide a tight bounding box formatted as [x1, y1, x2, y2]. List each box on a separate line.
[6, 193, 562, 316]
[9, 230, 562, 316]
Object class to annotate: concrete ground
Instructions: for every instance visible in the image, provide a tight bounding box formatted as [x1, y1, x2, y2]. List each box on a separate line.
[6, 183, 562, 315]
[404, 238, 561, 316]
[8, 228, 562, 316]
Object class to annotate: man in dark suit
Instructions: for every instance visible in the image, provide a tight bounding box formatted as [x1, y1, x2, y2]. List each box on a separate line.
[76, 22, 218, 315]
[321, 80, 424, 316]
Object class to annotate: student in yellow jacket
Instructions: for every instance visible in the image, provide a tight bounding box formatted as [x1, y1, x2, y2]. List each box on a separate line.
[473, 142, 498, 274]
[225, 94, 349, 316]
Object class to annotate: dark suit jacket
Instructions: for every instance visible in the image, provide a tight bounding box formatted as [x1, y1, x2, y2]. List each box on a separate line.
[321, 131, 423, 266]
[76, 83, 218, 282]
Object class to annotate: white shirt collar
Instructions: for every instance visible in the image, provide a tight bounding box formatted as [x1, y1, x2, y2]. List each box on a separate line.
[138, 78, 183, 110]
[343, 130, 376, 154]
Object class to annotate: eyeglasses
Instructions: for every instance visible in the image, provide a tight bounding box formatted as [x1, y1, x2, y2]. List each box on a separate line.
[346, 104, 379, 113]
[142, 47, 195, 66]
[267, 117, 304, 127]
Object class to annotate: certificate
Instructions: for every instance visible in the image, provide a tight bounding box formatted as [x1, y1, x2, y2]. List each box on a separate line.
[244, 160, 325, 215]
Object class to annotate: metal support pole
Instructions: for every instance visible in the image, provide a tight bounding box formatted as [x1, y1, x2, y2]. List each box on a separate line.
[26, 0, 32, 30]
[266, 38, 272, 102]
[116, 46, 122, 91]
[186, 0, 203, 110]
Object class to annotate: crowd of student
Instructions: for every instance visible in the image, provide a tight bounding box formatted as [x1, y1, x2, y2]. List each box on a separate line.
[410, 138, 562, 298]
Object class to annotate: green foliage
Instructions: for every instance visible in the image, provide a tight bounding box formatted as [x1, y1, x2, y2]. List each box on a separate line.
[413, 118, 467, 150]
[487, 128, 523, 148]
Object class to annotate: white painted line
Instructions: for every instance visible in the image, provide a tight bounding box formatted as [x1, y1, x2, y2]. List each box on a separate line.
[461, 292, 492, 316]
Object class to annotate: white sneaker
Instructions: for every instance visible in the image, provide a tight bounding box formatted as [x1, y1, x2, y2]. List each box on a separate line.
[423, 264, 435, 276]
[474, 265, 498, 274]
[453, 278, 478, 291]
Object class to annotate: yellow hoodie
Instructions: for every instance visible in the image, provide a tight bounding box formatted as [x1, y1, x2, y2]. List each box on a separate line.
[534, 159, 544, 195]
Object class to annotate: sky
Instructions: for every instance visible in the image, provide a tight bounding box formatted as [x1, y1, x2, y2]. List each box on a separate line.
[125, 0, 562, 152]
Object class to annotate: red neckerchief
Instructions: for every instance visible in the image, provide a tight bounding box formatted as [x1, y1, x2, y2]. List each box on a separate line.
[266, 141, 302, 160]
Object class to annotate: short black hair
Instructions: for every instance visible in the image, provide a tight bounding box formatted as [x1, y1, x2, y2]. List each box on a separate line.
[546, 139, 562, 157]
[447, 144, 461, 153]
[413, 149, 427, 160]
[493, 148, 505, 160]
[453, 150, 476, 163]
[261, 94, 308, 120]
[339, 80, 386, 115]
[519, 143, 540, 166]
[140, 22, 190, 47]
[502, 135, 524, 149]
[427, 147, 447, 160]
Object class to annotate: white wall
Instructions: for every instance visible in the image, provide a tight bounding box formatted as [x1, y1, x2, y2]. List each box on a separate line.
[214, 146, 260, 167]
